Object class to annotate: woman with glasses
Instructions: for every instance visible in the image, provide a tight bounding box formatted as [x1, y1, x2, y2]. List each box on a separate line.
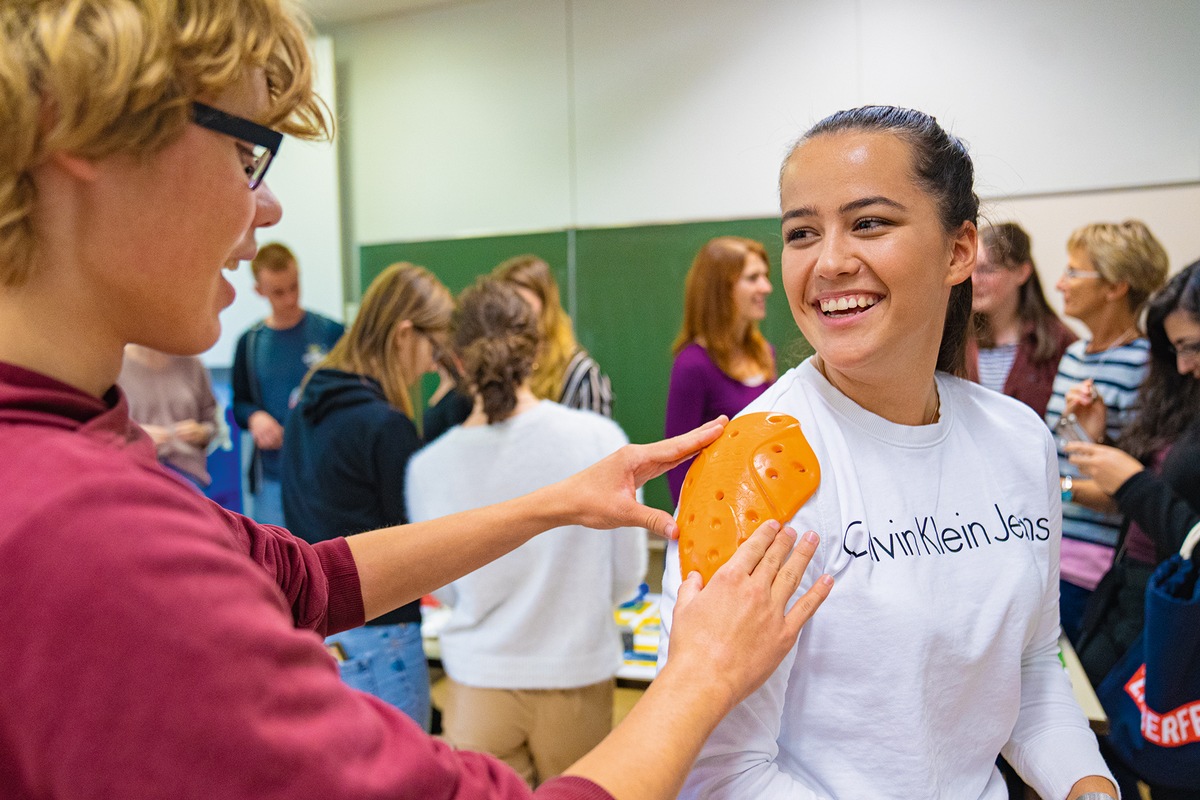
[966, 222, 1076, 417]
[0, 1, 831, 798]
[281, 262, 453, 730]
[1047, 220, 1169, 644]
[1066, 260, 1200, 799]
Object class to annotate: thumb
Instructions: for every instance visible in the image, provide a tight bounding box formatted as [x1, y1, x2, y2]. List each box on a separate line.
[639, 504, 681, 540]
[676, 571, 703, 611]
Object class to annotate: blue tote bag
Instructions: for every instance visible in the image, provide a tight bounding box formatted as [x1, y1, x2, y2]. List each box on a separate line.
[1097, 522, 1200, 789]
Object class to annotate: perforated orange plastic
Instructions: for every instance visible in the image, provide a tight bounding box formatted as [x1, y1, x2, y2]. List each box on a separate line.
[677, 412, 820, 585]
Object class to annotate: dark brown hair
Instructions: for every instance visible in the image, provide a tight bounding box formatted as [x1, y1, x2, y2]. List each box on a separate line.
[1119, 260, 1200, 461]
[454, 278, 540, 424]
[973, 222, 1066, 365]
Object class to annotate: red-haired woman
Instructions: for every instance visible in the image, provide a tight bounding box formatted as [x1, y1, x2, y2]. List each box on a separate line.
[664, 236, 775, 505]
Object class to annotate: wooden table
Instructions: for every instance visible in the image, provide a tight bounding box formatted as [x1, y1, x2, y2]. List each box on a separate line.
[1060, 634, 1109, 735]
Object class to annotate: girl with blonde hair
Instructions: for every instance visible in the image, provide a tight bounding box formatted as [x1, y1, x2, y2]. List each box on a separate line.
[495, 254, 613, 416]
[1048, 219, 1170, 643]
[282, 262, 453, 728]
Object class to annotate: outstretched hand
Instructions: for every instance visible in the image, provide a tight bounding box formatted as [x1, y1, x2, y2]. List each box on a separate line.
[556, 416, 727, 538]
[1066, 441, 1144, 495]
[666, 520, 832, 714]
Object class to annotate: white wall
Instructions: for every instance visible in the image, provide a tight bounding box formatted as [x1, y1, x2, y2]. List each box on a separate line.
[329, 0, 1200, 250]
[202, 36, 345, 368]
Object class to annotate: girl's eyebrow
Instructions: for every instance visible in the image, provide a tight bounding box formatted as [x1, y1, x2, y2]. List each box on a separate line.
[783, 195, 907, 223]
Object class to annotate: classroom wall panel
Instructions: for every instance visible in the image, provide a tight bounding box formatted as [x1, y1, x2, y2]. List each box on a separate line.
[334, 0, 574, 245]
[569, 0, 858, 226]
[360, 231, 571, 293]
[857, 0, 1200, 197]
[328, 0, 1200, 247]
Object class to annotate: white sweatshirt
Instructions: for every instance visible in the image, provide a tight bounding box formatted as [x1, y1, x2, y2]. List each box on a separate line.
[659, 359, 1113, 800]
[406, 401, 646, 689]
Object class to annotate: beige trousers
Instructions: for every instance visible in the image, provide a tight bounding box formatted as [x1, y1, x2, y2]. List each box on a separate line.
[441, 677, 615, 788]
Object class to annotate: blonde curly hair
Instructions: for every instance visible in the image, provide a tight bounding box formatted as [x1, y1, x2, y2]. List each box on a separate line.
[0, 0, 331, 287]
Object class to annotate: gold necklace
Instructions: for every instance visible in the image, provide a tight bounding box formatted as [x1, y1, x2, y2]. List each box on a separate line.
[1086, 324, 1139, 354]
[816, 357, 941, 425]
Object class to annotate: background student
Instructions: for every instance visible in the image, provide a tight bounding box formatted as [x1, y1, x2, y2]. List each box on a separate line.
[966, 222, 1076, 417]
[282, 262, 454, 729]
[118, 344, 220, 488]
[0, 1, 832, 798]
[664, 236, 776, 505]
[495, 254, 614, 417]
[1046, 219, 1169, 643]
[661, 105, 1116, 800]
[408, 278, 646, 786]
[232, 242, 344, 525]
[1067, 260, 1200, 799]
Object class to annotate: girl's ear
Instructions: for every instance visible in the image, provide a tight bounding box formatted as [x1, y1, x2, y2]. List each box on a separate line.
[47, 150, 100, 182]
[946, 221, 978, 287]
[391, 318, 414, 348]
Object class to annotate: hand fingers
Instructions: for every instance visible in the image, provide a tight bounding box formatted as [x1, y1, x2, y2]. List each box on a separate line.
[719, 519, 782, 576]
[642, 416, 728, 476]
[785, 572, 834, 633]
[749, 525, 799, 583]
[769, 529, 819, 604]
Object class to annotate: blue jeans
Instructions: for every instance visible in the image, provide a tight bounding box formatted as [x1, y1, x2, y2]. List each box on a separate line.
[327, 623, 431, 731]
[250, 477, 286, 527]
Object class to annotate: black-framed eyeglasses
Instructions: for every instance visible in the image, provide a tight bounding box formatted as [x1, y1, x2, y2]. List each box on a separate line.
[1166, 340, 1200, 359]
[191, 102, 283, 190]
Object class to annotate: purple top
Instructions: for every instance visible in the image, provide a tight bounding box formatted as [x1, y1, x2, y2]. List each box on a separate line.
[664, 342, 773, 505]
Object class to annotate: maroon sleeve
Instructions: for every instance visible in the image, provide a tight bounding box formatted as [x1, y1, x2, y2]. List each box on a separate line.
[218, 504, 365, 635]
[0, 462, 615, 800]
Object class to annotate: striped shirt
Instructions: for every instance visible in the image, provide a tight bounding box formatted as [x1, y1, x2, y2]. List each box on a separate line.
[977, 343, 1019, 394]
[560, 349, 613, 418]
[1045, 337, 1150, 588]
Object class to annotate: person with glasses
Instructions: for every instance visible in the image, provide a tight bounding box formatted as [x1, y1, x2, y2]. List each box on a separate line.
[0, 2, 832, 798]
[281, 262, 453, 730]
[1046, 220, 1169, 644]
[1065, 260, 1200, 799]
[966, 222, 1077, 417]
[232, 242, 344, 526]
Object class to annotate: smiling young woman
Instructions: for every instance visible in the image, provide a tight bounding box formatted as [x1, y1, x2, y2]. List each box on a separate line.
[659, 106, 1117, 800]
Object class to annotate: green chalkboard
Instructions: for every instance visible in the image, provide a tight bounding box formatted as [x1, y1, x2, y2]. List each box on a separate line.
[359, 218, 811, 514]
[360, 231, 570, 295]
[573, 219, 810, 512]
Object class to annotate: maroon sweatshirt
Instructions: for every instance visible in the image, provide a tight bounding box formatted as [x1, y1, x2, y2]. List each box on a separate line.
[0, 362, 612, 800]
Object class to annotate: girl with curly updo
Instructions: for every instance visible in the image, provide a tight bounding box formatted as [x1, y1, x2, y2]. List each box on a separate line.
[406, 278, 647, 788]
